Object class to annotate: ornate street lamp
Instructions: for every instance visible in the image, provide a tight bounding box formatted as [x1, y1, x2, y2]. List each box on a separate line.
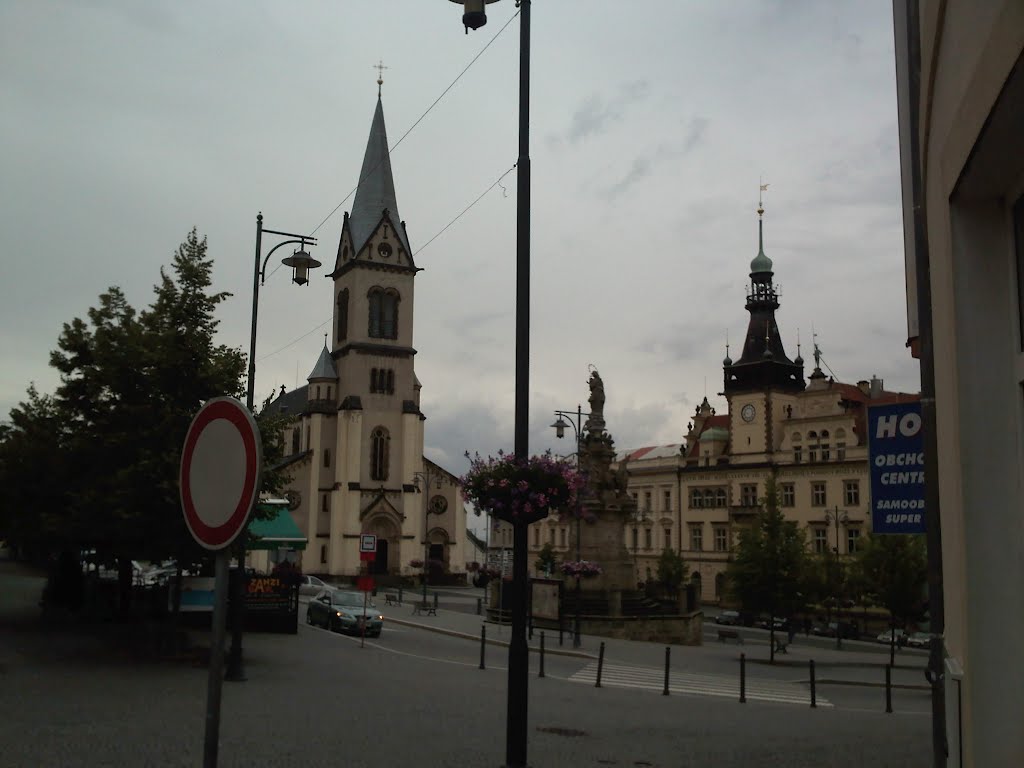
[443, 2, 531, 765]
[551, 405, 588, 649]
[824, 505, 849, 650]
[413, 466, 445, 607]
[227, 213, 319, 683]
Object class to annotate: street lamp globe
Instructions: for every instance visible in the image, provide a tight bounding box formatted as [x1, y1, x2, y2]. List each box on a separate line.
[550, 416, 569, 440]
[447, 0, 500, 32]
[281, 246, 321, 286]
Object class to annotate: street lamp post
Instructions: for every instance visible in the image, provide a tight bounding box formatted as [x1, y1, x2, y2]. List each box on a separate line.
[413, 466, 444, 606]
[226, 213, 319, 682]
[824, 505, 849, 651]
[551, 405, 589, 649]
[445, 2, 530, 765]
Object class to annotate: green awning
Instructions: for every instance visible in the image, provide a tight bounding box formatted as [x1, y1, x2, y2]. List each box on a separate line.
[248, 504, 307, 551]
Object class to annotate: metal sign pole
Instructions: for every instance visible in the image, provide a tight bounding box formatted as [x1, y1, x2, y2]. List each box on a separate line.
[203, 551, 230, 768]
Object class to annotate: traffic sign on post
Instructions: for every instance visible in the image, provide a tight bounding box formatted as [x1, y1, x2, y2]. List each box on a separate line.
[180, 397, 263, 550]
[359, 533, 377, 553]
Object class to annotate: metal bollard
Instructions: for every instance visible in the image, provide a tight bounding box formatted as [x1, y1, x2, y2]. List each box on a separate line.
[663, 646, 671, 696]
[479, 625, 486, 670]
[476, 597, 482, 615]
[740, 652, 746, 703]
[559, 624, 564, 647]
[885, 664, 893, 713]
[539, 632, 545, 678]
[810, 660, 817, 708]
[596, 641, 606, 688]
[398, 586, 403, 604]
[433, 591, 439, 609]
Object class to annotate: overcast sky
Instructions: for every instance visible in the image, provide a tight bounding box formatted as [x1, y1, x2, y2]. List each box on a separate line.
[1, 1, 918, 478]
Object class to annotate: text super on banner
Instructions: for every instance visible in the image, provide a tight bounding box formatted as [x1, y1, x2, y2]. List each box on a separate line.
[868, 401, 925, 534]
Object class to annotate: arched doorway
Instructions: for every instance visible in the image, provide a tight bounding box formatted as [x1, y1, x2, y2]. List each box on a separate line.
[371, 538, 389, 575]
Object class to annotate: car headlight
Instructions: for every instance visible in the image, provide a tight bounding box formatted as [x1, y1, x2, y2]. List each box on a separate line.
[376, 615, 384, 621]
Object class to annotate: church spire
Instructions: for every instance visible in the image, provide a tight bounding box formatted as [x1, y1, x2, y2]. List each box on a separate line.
[348, 85, 412, 259]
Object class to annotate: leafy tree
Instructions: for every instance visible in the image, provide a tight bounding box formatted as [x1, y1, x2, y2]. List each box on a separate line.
[853, 533, 927, 663]
[2, 229, 291, 611]
[726, 477, 809, 660]
[534, 542, 558, 576]
[656, 547, 686, 597]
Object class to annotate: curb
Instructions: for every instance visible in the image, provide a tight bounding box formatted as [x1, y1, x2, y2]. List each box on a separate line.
[385, 616, 596, 660]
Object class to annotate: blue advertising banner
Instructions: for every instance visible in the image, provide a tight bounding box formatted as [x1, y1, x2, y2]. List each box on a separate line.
[868, 401, 926, 534]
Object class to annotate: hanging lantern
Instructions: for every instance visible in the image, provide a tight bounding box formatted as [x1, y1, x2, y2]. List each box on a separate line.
[448, 0, 500, 33]
[282, 246, 321, 286]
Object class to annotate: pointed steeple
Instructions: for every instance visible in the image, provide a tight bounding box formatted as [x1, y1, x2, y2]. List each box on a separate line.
[307, 338, 337, 381]
[348, 93, 412, 258]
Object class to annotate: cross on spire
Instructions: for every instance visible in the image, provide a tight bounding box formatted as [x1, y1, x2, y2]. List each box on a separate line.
[374, 59, 389, 96]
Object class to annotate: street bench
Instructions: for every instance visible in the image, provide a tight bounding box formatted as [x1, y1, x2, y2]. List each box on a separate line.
[384, 592, 401, 606]
[717, 628, 744, 644]
[773, 638, 789, 654]
[411, 603, 437, 617]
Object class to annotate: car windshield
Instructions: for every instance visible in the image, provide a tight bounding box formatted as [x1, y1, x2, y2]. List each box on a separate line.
[334, 592, 373, 608]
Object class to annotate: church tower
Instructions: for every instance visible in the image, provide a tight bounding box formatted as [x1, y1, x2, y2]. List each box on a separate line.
[723, 197, 805, 462]
[267, 83, 465, 581]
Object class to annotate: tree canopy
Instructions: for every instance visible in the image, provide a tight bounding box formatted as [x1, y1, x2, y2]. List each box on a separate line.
[725, 477, 809, 618]
[853, 533, 928, 625]
[0, 229, 290, 568]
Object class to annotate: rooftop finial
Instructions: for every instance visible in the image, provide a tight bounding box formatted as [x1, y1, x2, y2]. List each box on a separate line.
[758, 178, 768, 218]
[374, 59, 389, 97]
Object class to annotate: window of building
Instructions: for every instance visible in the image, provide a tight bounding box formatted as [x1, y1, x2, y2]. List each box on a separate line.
[715, 488, 727, 507]
[321, 494, 328, 512]
[336, 288, 348, 341]
[812, 482, 826, 506]
[713, 525, 728, 552]
[291, 428, 300, 454]
[794, 446, 803, 464]
[664, 489, 671, 511]
[703, 489, 715, 508]
[813, 528, 828, 554]
[689, 524, 703, 551]
[549, 527, 555, 546]
[370, 426, 389, 481]
[820, 430, 830, 461]
[781, 483, 795, 507]
[315, 385, 320, 400]
[321, 545, 327, 564]
[741, 483, 758, 506]
[844, 480, 860, 506]
[663, 527, 671, 550]
[690, 488, 702, 508]
[847, 527, 861, 553]
[632, 527, 639, 550]
[835, 428, 846, 460]
[644, 491, 652, 511]
[559, 527, 566, 547]
[368, 287, 399, 339]
[644, 528, 652, 550]
[533, 526, 539, 547]
[323, 449, 330, 468]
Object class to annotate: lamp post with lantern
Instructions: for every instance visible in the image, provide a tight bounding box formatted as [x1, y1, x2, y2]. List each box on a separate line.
[824, 505, 849, 650]
[550, 405, 588, 649]
[443, 2, 531, 765]
[226, 213, 319, 683]
[413, 465, 445, 607]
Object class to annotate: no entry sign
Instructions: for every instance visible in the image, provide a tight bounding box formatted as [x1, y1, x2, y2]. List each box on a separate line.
[180, 397, 262, 550]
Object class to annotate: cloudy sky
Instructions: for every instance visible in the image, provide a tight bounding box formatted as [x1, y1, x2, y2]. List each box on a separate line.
[1, 0, 918, 477]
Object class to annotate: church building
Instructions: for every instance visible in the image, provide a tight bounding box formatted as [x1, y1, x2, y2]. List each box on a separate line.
[266, 88, 466, 581]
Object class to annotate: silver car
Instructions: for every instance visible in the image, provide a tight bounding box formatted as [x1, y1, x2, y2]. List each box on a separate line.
[299, 575, 330, 597]
[306, 589, 383, 637]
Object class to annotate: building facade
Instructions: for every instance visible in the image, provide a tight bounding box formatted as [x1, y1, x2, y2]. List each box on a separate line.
[267, 90, 466, 581]
[895, 2, 1024, 765]
[526, 206, 916, 603]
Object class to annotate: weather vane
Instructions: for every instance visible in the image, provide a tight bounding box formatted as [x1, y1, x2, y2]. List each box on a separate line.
[758, 177, 769, 216]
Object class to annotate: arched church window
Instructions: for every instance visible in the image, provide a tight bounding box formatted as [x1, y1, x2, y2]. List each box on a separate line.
[370, 426, 389, 481]
[367, 288, 400, 340]
[336, 289, 349, 342]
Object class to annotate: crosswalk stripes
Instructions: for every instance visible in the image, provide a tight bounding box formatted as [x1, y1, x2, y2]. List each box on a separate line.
[568, 661, 833, 708]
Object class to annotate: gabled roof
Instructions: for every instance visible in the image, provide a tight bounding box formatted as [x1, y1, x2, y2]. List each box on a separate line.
[307, 343, 337, 381]
[268, 385, 309, 417]
[348, 96, 412, 259]
[686, 415, 731, 458]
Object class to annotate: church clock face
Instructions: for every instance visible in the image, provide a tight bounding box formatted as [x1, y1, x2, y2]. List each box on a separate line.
[741, 404, 756, 423]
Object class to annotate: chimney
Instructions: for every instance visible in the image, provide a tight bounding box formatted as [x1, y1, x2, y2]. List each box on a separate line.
[857, 380, 870, 395]
[870, 376, 884, 398]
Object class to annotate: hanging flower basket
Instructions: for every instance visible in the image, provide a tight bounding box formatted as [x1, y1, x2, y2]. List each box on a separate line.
[560, 560, 603, 578]
[461, 450, 583, 525]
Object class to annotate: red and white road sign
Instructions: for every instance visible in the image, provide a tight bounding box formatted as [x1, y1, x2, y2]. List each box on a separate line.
[179, 397, 262, 550]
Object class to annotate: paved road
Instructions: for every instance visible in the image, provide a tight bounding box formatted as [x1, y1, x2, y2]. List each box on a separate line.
[1, 566, 932, 767]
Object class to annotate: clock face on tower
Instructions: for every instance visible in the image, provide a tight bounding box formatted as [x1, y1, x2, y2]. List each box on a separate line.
[741, 404, 756, 423]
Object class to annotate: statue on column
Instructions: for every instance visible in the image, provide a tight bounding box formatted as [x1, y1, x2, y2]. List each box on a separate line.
[585, 368, 606, 435]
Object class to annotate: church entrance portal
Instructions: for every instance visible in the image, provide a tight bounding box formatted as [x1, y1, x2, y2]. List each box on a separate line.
[371, 539, 389, 575]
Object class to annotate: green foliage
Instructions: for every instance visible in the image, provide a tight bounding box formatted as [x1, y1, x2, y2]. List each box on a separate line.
[534, 542, 558, 575]
[1, 229, 290, 567]
[656, 547, 686, 595]
[803, 548, 847, 610]
[852, 533, 927, 624]
[725, 477, 809, 617]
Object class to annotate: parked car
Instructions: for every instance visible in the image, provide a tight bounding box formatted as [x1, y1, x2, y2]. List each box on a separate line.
[814, 621, 861, 639]
[299, 575, 330, 597]
[715, 610, 742, 626]
[306, 589, 383, 637]
[905, 631, 932, 648]
[875, 628, 908, 645]
[756, 616, 787, 631]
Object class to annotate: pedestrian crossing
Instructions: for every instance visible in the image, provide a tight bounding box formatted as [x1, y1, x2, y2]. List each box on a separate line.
[568, 661, 833, 707]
